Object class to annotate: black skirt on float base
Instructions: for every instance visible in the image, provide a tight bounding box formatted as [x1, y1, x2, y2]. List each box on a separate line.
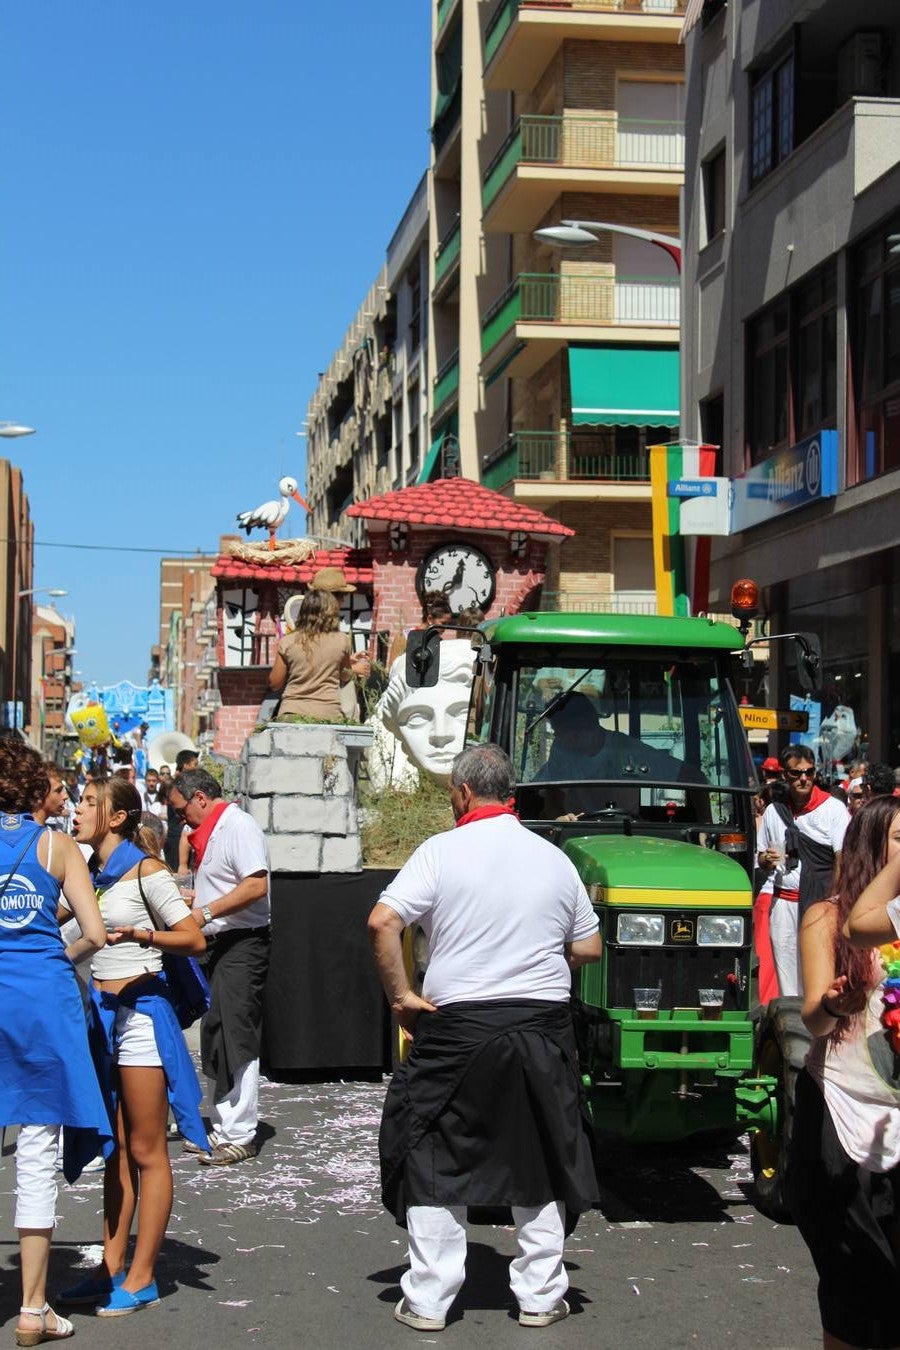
[379, 1000, 599, 1225]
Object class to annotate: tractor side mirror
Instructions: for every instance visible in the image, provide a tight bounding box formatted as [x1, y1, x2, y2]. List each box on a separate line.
[404, 627, 442, 689]
[794, 632, 822, 694]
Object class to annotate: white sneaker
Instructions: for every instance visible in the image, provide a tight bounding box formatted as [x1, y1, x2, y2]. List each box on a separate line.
[519, 1299, 570, 1328]
[394, 1297, 446, 1332]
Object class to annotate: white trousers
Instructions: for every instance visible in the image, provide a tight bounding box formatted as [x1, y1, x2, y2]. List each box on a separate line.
[15, 1125, 60, 1230]
[403, 1201, 567, 1319]
[208, 1058, 259, 1145]
[769, 897, 801, 997]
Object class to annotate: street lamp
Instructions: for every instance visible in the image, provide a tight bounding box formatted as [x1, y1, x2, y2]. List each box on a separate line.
[533, 219, 682, 273]
[0, 423, 36, 439]
[18, 588, 68, 599]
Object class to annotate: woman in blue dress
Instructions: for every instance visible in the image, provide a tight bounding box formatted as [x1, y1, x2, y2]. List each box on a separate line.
[0, 736, 111, 1346]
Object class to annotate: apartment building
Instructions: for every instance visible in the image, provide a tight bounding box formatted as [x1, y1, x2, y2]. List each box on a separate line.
[682, 0, 900, 759]
[430, 0, 686, 610]
[0, 458, 34, 731]
[151, 551, 218, 685]
[30, 603, 76, 754]
[306, 176, 430, 540]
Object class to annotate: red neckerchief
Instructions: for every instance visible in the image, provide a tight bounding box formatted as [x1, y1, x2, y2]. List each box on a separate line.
[455, 802, 518, 829]
[188, 800, 231, 865]
[793, 785, 831, 817]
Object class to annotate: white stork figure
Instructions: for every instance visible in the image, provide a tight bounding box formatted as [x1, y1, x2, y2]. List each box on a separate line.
[236, 475, 310, 550]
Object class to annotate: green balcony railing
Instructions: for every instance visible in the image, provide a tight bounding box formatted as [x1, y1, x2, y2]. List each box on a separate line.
[482, 431, 651, 490]
[436, 0, 458, 39]
[485, 0, 518, 66]
[434, 219, 461, 287]
[483, 114, 683, 209]
[481, 273, 679, 352]
[433, 350, 460, 410]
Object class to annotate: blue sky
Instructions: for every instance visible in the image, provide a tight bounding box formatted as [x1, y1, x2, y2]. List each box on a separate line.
[1, 2, 430, 686]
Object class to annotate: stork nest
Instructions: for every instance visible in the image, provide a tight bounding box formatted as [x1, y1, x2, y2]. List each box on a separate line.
[226, 537, 318, 565]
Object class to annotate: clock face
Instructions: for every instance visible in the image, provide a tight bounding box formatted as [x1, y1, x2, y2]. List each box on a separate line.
[416, 543, 496, 613]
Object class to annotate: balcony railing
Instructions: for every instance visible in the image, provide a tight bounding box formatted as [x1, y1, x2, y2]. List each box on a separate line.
[483, 114, 683, 208]
[482, 431, 651, 489]
[481, 272, 679, 353]
[434, 218, 461, 287]
[485, 0, 686, 68]
[436, 0, 458, 39]
[434, 349, 460, 409]
[539, 590, 659, 615]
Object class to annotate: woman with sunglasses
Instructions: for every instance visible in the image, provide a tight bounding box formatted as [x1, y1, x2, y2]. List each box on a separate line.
[755, 744, 850, 1001]
[61, 777, 207, 1317]
[786, 796, 900, 1350]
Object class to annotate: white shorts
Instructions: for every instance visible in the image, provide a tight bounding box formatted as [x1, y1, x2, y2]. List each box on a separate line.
[114, 1005, 162, 1068]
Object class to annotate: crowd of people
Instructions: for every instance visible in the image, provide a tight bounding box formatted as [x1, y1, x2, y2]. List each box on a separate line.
[0, 735, 271, 1342]
[9, 709, 900, 1345]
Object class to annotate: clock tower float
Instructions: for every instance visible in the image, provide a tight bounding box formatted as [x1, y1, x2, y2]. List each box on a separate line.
[346, 477, 574, 644]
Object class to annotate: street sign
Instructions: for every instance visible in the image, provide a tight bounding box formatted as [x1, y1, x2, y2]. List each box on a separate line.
[738, 706, 809, 732]
[667, 478, 719, 498]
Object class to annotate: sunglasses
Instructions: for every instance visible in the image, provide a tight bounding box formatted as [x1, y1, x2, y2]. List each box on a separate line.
[784, 767, 815, 781]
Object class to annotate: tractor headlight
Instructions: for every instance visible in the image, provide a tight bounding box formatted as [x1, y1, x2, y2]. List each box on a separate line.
[696, 915, 744, 947]
[616, 913, 665, 946]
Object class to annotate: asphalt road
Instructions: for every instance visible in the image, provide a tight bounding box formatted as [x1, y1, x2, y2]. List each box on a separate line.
[0, 1070, 822, 1349]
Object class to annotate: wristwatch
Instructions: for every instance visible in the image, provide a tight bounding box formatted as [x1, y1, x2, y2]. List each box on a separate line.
[200, 905, 214, 926]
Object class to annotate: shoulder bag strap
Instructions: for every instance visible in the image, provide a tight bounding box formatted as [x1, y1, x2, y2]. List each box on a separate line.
[0, 826, 44, 905]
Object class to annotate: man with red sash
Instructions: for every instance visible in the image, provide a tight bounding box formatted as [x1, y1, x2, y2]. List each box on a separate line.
[369, 744, 601, 1333]
[168, 768, 270, 1166]
[756, 743, 849, 1001]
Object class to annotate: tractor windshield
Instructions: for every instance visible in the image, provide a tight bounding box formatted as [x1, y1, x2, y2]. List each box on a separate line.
[470, 649, 754, 822]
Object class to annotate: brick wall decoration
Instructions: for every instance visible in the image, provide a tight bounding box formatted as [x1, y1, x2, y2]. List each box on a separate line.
[346, 478, 576, 643]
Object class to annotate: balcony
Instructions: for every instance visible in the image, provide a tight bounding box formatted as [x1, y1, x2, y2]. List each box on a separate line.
[485, 0, 685, 92]
[482, 430, 651, 502]
[436, 0, 460, 42]
[433, 349, 460, 413]
[481, 271, 679, 379]
[483, 114, 683, 230]
[433, 218, 461, 295]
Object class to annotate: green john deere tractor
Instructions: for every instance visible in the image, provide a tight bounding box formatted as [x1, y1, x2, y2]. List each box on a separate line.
[453, 607, 816, 1218]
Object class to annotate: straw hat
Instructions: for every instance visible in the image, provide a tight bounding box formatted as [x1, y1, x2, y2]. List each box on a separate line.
[310, 566, 356, 594]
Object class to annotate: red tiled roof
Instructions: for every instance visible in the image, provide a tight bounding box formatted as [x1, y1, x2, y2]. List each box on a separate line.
[211, 546, 374, 586]
[345, 478, 575, 539]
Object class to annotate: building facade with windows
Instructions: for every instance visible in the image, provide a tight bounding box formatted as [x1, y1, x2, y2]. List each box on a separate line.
[306, 176, 430, 541]
[0, 459, 34, 732]
[430, 0, 686, 612]
[682, 0, 900, 761]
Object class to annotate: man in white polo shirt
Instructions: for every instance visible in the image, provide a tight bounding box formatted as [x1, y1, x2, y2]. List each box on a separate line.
[168, 768, 270, 1166]
[369, 743, 601, 1333]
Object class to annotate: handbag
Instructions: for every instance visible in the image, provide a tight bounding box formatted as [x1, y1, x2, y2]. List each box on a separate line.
[137, 861, 211, 1030]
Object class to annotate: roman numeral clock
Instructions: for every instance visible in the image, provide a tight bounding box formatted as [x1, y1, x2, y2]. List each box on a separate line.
[415, 542, 496, 613]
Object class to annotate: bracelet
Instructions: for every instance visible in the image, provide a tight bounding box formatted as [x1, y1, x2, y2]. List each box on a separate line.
[821, 994, 845, 1019]
[138, 928, 154, 949]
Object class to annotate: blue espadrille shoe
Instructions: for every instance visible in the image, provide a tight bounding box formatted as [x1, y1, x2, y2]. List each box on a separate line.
[95, 1281, 160, 1318]
[58, 1271, 125, 1306]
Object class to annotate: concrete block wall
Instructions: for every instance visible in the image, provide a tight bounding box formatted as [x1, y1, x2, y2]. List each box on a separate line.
[239, 722, 374, 874]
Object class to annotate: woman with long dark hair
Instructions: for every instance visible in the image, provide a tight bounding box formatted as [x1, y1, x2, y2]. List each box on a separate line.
[61, 777, 207, 1317]
[787, 795, 900, 1350]
[0, 736, 110, 1346]
[268, 589, 369, 722]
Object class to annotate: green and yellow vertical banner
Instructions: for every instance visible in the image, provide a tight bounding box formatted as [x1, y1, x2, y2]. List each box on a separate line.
[650, 441, 717, 617]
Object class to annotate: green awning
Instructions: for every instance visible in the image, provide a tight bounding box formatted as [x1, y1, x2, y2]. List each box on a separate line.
[417, 430, 445, 485]
[568, 346, 680, 427]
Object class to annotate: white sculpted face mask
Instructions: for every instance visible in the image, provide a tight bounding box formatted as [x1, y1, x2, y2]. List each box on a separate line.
[378, 639, 476, 785]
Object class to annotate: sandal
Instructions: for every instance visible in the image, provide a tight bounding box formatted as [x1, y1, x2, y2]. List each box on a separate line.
[15, 1303, 74, 1346]
[198, 1139, 258, 1166]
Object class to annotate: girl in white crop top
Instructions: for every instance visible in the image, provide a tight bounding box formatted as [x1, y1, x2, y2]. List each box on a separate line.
[789, 795, 900, 1350]
[70, 776, 206, 1314]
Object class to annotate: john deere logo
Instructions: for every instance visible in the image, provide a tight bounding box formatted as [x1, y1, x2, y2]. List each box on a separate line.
[671, 918, 693, 942]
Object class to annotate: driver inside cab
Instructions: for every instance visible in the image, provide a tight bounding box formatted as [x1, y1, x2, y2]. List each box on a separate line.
[532, 692, 692, 820]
